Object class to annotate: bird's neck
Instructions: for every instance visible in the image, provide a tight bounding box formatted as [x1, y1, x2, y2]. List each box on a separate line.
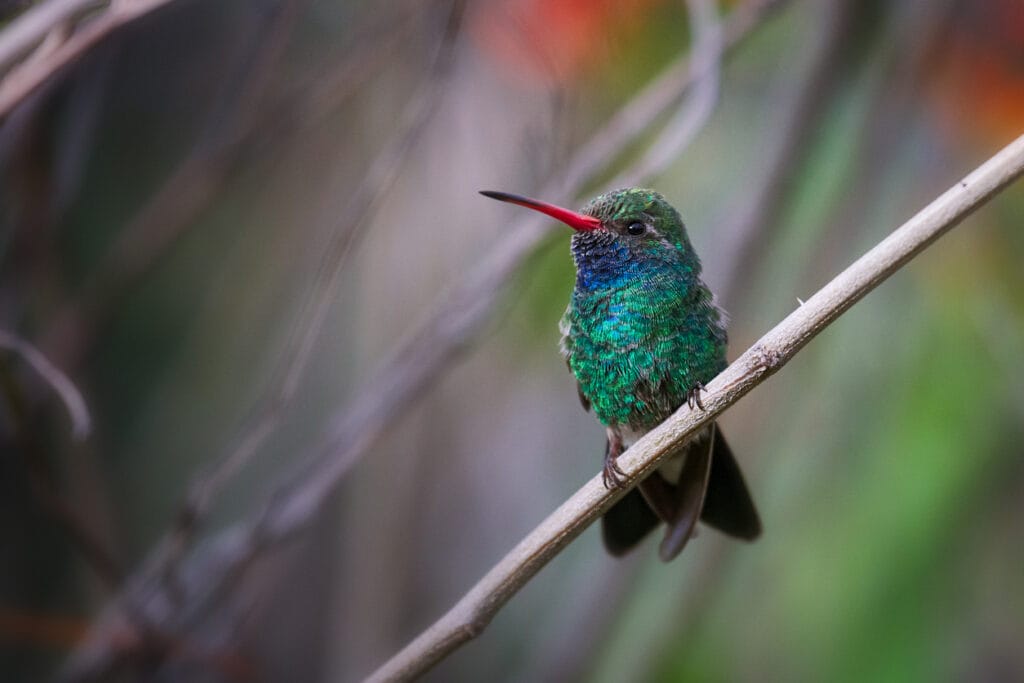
[571, 234, 697, 296]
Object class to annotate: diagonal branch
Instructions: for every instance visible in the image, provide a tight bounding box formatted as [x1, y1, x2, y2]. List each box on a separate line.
[0, 0, 186, 120]
[364, 133, 1024, 683]
[0, 0, 99, 74]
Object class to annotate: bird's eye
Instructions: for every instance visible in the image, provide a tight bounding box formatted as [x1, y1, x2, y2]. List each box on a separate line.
[626, 222, 645, 236]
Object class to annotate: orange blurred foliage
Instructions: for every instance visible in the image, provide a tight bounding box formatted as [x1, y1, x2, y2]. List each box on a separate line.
[470, 0, 665, 85]
[931, 0, 1024, 146]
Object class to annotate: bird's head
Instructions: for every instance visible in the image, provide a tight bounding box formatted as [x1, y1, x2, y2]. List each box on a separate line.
[481, 187, 698, 281]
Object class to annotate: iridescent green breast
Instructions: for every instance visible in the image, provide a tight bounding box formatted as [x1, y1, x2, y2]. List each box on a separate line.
[560, 239, 727, 430]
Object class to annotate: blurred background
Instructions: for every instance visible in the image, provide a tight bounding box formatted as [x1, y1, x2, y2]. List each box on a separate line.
[1, 0, 1022, 681]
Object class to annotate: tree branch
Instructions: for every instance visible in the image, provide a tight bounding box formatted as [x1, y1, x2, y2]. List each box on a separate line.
[364, 133, 1024, 682]
[0, 0, 97, 73]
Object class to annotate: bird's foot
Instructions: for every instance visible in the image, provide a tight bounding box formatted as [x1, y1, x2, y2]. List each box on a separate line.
[602, 429, 627, 490]
[686, 382, 707, 411]
[602, 456, 628, 490]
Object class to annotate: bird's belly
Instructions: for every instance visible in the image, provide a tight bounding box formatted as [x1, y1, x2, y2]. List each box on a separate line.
[618, 425, 646, 449]
[618, 425, 681, 481]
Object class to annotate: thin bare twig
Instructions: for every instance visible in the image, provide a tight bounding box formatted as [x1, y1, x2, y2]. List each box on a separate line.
[615, 0, 722, 187]
[365, 134, 1024, 682]
[0, 0, 185, 120]
[559, 0, 783, 194]
[0, 327, 90, 438]
[0, 0, 98, 73]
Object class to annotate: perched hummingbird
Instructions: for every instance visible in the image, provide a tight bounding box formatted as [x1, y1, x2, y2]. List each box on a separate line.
[481, 188, 761, 560]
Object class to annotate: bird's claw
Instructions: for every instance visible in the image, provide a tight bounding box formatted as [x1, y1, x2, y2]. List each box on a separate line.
[686, 382, 707, 411]
[603, 429, 627, 489]
[602, 457, 628, 490]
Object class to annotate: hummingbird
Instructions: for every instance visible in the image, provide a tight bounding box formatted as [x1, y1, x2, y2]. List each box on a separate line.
[481, 188, 761, 560]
